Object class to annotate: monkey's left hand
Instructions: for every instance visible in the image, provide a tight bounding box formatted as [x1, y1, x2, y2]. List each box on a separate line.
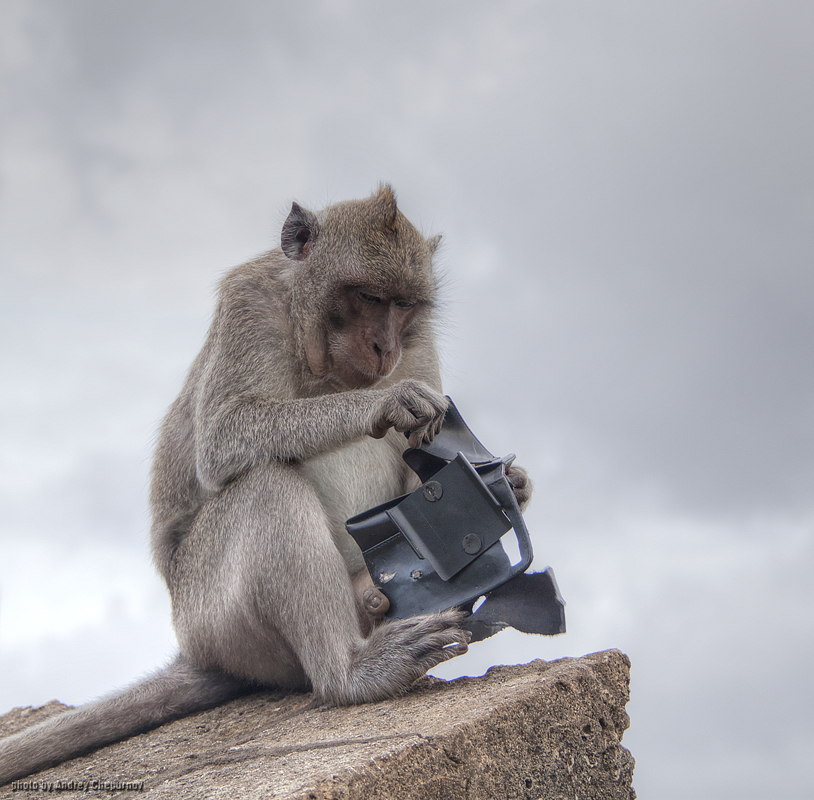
[506, 464, 533, 512]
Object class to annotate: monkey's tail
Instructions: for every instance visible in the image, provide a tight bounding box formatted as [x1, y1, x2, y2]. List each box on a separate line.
[0, 654, 249, 785]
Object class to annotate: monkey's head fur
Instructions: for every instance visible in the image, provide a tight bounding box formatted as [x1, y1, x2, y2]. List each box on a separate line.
[283, 184, 442, 391]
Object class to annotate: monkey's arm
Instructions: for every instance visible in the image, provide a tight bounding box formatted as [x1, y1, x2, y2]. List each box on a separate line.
[194, 380, 447, 492]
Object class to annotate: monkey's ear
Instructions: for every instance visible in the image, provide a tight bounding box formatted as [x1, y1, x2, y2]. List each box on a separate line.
[281, 202, 320, 260]
[375, 183, 398, 230]
[426, 233, 442, 255]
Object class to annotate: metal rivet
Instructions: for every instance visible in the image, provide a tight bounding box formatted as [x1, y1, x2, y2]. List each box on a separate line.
[423, 481, 443, 502]
[410, 570, 424, 580]
[462, 534, 482, 555]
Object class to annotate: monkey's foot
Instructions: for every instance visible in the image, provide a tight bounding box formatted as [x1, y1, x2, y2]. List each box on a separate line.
[343, 610, 470, 704]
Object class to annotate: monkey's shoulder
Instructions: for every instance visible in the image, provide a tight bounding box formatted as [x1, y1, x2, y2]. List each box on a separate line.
[214, 252, 292, 318]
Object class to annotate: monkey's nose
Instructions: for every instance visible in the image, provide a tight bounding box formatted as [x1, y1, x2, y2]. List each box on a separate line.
[372, 338, 396, 357]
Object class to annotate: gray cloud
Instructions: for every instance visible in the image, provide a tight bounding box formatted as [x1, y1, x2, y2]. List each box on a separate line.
[1, 2, 812, 797]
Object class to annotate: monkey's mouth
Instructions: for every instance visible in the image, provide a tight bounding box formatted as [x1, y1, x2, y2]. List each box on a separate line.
[334, 359, 394, 390]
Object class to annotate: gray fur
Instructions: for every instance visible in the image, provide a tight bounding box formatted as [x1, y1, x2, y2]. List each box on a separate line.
[0, 656, 246, 784]
[0, 186, 469, 784]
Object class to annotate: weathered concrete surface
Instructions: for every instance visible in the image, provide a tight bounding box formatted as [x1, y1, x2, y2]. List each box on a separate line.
[0, 649, 634, 799]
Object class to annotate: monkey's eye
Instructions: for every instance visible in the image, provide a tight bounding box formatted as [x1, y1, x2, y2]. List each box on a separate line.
[358, 291, 382, 304]
[394, 299, 416, 309]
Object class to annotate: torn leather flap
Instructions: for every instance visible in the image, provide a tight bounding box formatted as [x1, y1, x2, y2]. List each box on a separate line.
[464, 568, 566, 643]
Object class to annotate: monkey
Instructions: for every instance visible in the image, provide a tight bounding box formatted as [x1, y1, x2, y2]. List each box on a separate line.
[0, 185, 532, 784]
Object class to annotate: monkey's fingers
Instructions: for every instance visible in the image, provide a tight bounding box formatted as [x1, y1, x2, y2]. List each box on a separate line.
[405, 423, 436, 449]
[408, 399, 440, 427]
[430, 413, 445, 439]
[382, 379, 448, 446]
[421, 412, 445, 443]
[407, 404, 447, 447]
[441, 638, 470, 659]
[409, 624, 471, 670]
[506, 465, 533, 511]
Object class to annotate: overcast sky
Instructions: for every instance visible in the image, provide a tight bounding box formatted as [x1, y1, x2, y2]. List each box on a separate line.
[1, 2, 812, 798]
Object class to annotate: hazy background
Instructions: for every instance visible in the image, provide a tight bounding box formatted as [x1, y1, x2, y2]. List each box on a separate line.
[1, 2, 812, 797]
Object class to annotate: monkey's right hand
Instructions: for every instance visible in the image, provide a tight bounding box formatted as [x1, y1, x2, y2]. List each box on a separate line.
[370, 380, 448, 449]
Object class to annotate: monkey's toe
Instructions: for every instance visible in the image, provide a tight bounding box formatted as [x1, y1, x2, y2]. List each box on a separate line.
[362, 587, 390, 617]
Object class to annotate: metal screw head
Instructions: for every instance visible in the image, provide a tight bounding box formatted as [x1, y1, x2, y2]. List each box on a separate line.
[410, 570, 424, 580]
[461, 533, 482, 555]
[423, 481, 443, 502]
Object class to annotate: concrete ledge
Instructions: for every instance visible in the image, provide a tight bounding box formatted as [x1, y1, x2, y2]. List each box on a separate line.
[0, 649, 634, 799]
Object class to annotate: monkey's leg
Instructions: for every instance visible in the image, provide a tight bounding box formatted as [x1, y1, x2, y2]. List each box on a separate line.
[172, 462, 468, 705]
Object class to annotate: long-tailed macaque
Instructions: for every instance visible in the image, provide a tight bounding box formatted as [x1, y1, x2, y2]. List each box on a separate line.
[0, 185, 531, 784]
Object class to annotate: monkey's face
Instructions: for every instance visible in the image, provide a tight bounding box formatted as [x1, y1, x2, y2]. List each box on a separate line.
[284, 185, 440, 390]
[321, 287, 424, 389]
